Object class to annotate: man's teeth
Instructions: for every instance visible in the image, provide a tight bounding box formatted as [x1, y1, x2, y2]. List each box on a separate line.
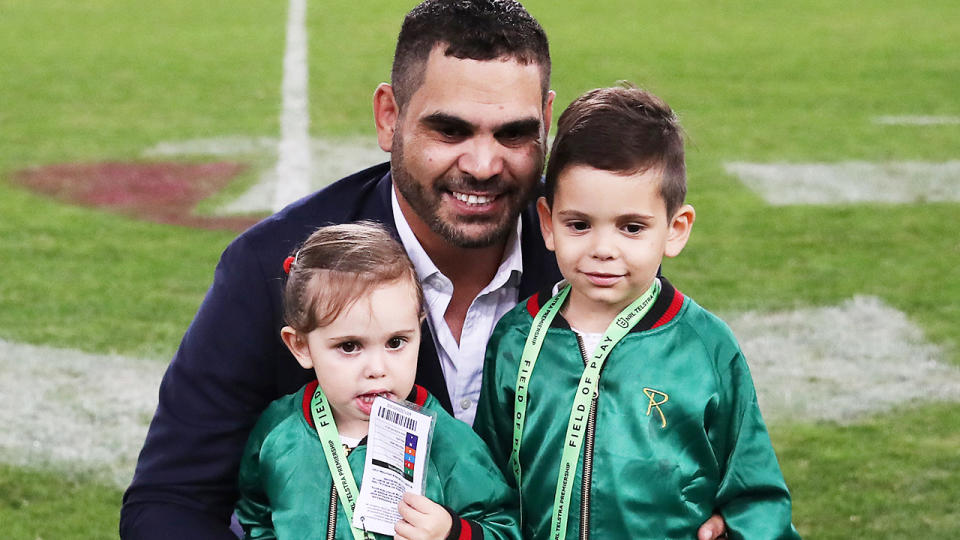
[453, 192, 493, 205]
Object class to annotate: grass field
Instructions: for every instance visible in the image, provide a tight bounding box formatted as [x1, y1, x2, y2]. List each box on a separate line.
[1, 0, 958, 538]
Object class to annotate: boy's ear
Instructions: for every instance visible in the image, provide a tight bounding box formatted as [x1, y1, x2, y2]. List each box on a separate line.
[664, 204, 696, 258]
[536, 196, 556, 252]
[373, 83, 399, 153]
[281, 326, 315, 370]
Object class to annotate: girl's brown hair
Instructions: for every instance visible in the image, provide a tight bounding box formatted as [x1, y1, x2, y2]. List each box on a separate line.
[283, 222, 424, 333]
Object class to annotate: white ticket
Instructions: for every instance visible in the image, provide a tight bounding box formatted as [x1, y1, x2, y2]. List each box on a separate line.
[352, 396, 436, 536]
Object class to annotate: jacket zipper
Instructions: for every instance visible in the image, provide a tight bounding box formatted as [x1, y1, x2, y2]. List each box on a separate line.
[576, 334, 598, 540]
[326, 445, 357, 540]
[326, 481, 338, 540]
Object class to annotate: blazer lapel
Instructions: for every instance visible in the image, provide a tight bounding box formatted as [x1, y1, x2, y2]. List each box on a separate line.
[370, 172, 454, 414]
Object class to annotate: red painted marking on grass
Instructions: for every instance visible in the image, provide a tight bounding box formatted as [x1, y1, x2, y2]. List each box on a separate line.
[13, 161, 263, 231]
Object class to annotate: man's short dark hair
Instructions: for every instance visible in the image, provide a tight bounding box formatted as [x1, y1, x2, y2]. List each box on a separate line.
[391, 0, 551, 108]
[543, 83, 687, 217]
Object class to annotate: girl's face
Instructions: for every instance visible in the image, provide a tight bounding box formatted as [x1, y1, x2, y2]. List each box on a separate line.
[282, 279, 421, 438]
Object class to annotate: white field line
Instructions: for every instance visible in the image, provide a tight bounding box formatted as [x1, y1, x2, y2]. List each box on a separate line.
[272, 0, 312, 212]
[143, 136, 279, 157]
[0, 339, 165, 487]
[727, 296, 960, 424]
[726, 161, 960, 205]
[2, 297, 958, 486]
[142, 135, 387, 215]
[874, 115, 960, 126]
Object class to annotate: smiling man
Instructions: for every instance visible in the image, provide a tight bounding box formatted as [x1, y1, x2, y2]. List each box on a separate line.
[382, 50, 548, 250]
[120, 2, 726, 539]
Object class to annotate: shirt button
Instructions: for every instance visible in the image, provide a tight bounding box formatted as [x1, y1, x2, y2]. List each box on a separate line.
[460, 398, 472, 410]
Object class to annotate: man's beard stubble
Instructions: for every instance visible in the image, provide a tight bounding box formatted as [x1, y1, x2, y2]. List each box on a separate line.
[390, 137, 543, 250]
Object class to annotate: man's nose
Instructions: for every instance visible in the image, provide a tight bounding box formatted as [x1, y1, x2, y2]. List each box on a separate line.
[458, 136, 504, 181]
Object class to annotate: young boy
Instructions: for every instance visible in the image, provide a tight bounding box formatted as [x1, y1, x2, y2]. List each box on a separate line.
[236, 222, 521, 540]
[473, 86, 800, 539]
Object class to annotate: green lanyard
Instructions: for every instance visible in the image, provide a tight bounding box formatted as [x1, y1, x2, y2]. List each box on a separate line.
[310, 385, 369, 540]
[511, 280, 661, 540]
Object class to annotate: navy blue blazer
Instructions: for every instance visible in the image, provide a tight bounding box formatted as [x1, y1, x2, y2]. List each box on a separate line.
[120, 162, 562, 539]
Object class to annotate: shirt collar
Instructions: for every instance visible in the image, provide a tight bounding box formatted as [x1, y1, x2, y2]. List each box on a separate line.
[391, 184, 523, 290]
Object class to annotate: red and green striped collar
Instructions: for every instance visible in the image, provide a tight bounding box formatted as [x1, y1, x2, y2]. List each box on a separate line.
[301, 380, 430, 428]
[525, 277, 686, 334]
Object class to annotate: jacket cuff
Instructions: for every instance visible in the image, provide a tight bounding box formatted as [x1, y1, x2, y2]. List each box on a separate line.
[442, 505, 483, 540]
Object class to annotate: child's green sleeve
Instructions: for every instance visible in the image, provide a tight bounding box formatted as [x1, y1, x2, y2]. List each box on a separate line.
[235, 409, 280, 540]
[712, 351, 801, 540]
[433, 411, 521, 540]
[472, 315, 522, 485]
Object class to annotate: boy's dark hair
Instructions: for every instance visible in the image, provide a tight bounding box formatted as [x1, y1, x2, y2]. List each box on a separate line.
[283, 222, 425, 333]
[543, 84, 687, 217]
[391, 0, 551, 108]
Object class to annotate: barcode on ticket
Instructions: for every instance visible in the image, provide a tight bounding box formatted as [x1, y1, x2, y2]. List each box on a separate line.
[378, 407, 418, 430]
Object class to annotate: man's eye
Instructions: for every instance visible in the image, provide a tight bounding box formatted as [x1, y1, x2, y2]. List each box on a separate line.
[438, 127, 468, 140]
[337, 341, 360, 354]
[386, 337, 407, 350]
[497, 130, 533, 146]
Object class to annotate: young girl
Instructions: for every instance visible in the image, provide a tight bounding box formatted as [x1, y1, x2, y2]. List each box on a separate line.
[235, 222, 520, 540]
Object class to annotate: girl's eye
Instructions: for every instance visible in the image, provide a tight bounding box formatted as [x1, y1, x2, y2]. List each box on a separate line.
[337, 341, 360, 354]
[386, 337, 407, 350]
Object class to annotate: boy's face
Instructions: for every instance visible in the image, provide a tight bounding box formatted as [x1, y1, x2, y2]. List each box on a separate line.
[282, 279, 421, 438]
[537, 165, 694, 329]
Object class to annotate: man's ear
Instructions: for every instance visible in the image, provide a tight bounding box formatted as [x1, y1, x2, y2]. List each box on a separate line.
[373, 83, 399, 153]
[536, 196, 556, 252]
[665, 204, 696, 258]
[542, 90, 556, 140]
[281, 326, 314, 370]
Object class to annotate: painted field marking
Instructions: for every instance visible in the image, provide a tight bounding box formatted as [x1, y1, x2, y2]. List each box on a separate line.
[142, 135, 385, 215]
[874, 115, 960, 126]
[0, 338, 165, 488]
[728, 296, 960, 424]
[272, 0, 312, 211]
[2, 297, 958, 486]
[144, 136, 278, 157]
[726, 161, 960, 205]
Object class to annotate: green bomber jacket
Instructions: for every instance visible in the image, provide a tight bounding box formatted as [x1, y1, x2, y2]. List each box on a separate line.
[237, 382, 521, 540]
[474, 278, 800, 540]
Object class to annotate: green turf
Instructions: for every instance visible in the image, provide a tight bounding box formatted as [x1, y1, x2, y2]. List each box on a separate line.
[0, 463, 122, 540]
[776, 402, 960, 539]
[0, 0, 958, 537]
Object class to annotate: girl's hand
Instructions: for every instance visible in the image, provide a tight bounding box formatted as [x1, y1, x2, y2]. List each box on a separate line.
[394, 492, 453, 540]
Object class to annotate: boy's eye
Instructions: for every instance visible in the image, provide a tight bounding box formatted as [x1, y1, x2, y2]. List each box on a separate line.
[386, 336, 407, 350]
[337, 341, 361, 354]
[623, 223, 644, 234]
[568, 221, 589, 232]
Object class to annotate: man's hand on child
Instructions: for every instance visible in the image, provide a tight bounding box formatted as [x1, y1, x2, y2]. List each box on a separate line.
[697, 513, 728, 540]
[394, 492, 453, 540]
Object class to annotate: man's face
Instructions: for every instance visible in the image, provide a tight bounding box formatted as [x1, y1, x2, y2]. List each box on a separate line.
[387, 48, 552, 248]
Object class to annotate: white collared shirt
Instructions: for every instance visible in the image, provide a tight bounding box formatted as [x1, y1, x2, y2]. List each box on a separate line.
[392, 188, 523, 426]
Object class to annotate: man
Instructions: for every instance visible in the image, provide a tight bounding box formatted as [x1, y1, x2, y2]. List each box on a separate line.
[120, 1, 727, 538]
